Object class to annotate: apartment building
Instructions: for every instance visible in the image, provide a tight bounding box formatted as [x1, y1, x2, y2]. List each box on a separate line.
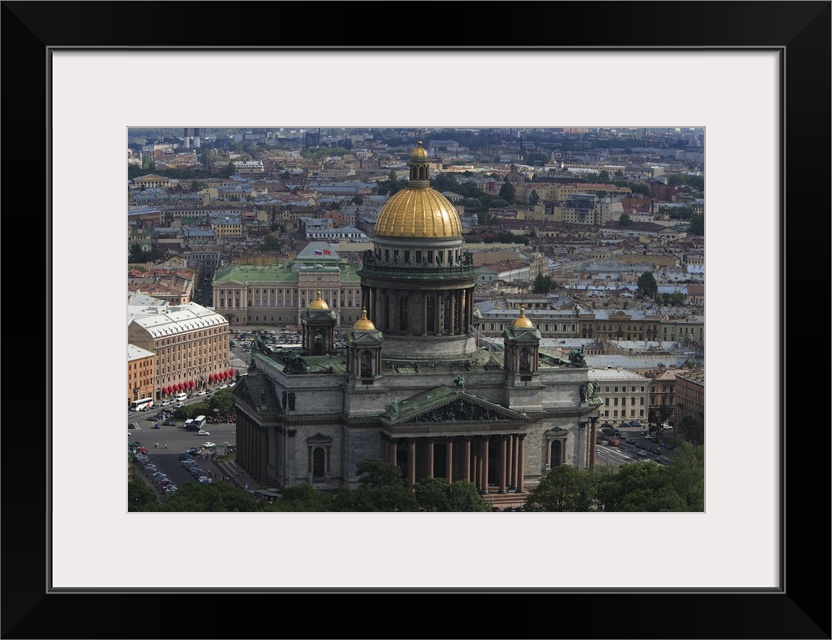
[128, 300, 231, 401]
[588, 368, 651, 424]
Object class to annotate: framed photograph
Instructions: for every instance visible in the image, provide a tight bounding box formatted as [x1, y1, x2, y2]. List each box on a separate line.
[5, 2, 828, 638]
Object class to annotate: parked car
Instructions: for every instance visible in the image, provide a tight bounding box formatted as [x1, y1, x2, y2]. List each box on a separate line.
[630, 421, 643, 428]
[620, 421, 632, 427]
[197, 430, 210, 436]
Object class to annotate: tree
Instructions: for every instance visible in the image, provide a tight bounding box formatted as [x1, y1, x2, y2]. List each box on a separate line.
[637, 271, 658, 298]
[687, 212, 704, 236]
[128, 477, 158, 511]
[261, 235, 280, 251]
[678, 416, 704, 447]
[664, 442, 704, 511]
[498, 179, 516, 204]
[158, 481, 260, 512]
[414, 477, 490, 512]
[593, 460, 684, 512]
[618, 213, 632, 227]
[329, 459, 419, 512]
[528, 189, 540, 206]
[354, 459, 406, 488]
[263, 484, 334, 512]
[524, 465, 595, 512]
[597, 169, 610, 183]
[210, 389, 235, 414]
[532, 273, 553, 294]
[129, 243, 145, 263]
[351, 196, 363, 205]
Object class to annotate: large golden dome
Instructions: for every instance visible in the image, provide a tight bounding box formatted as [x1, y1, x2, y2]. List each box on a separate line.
[376, 141, 462, 238]
[375, 188, 462, 238]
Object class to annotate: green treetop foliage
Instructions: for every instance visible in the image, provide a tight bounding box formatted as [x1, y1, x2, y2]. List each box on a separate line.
[499, 180, 516, 204]
[528, 189, 540, 206]
[687, 212, 704, 236]
[658, 291, 686, 306]
[637, 271, 658, 298]
[155, 481, 261, 512]
[524, 443, 704, 513]
[532, 273, 554, 294]
[128, 477, 159, 511]
[678, 416, 704, 447]
[210, 389, 236, 414]
[618, 213, 633, 227]
[524, 465, 596, 512]
[261, 236, 281, 251]
[414, 477, 491, 512]
[262, 484, 334, 512]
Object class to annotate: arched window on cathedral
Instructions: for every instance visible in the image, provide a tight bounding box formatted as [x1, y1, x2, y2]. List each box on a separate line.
[312, 447, 326, 479]
[519, 348, 532, 373]
[550, 440, 563, 467]
[360, 351, 372, 378]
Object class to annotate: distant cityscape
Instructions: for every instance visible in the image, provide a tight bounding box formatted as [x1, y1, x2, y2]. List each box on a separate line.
[128, 127, 705, 512]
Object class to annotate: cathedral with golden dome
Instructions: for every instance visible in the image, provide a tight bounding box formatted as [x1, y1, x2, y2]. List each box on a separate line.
[232, 142, 600, 508]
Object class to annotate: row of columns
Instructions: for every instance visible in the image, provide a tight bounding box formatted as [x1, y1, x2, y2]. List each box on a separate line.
[237, 416, 267, 483]
[362, 287, 475, 337]
[381, 434, 526, 494]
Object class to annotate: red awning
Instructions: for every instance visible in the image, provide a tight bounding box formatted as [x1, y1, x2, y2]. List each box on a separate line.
[163, 387, 169, 395]
[188, 380, 194, 388]
[176, 383, 183, 391]
[230, 368, 236, 376]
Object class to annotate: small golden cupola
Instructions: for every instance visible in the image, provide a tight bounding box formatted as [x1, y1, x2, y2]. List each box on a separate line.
[308, 290, 329, 310]
[512, 306, 535, 329]
[353, 308, 376, 331]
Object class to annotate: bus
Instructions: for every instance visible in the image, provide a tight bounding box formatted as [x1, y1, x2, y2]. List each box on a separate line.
[130, 397, 154, 412]
[193, 415, 207, 430]
[175, 392, 188, 402]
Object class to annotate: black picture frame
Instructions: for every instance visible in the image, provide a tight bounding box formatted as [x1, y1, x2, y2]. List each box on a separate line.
[3, 2, 828, 638]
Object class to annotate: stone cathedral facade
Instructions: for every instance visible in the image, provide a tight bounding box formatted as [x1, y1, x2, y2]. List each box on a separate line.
[232, 142, 602, 508]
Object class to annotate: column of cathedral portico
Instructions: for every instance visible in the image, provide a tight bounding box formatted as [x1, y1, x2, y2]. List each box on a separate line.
[512, 435, 520, 489]
[448, 292, 456, 335]
[445, 440, 453, 483]
[499, 435, 508, 493]
[464, 437, 472, 483]
[506, 435, 514, 490]
[481, 436, 490, 494]
[516, 435, 525, 493]
[407, 439, 416, 489]
[426, 439, 435, 478]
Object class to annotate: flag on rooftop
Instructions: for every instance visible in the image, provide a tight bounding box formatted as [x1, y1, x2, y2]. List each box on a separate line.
[314, 249, 323, 255]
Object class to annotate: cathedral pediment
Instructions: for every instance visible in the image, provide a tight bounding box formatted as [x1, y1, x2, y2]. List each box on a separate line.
[382, 386, 529, 426]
